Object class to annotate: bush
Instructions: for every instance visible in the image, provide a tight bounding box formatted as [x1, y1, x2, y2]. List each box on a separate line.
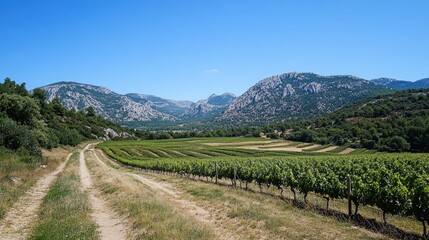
[288, 129, 316, 142]
[0, 117, 40, 155]
[55, 128, 83, 146]
[386, 136, 410, 152]
[0, 93, 41, 126]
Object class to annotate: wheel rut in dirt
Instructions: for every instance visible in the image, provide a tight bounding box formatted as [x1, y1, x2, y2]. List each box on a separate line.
[79, 144, 127, 240]
[93, 148, 238, 240]
[0, 152, 72, 240]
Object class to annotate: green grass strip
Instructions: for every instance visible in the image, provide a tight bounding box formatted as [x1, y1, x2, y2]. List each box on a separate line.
[30, 153, 99, 240]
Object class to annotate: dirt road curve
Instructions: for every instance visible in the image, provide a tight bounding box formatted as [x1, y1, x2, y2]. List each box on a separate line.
[79, 144, 127, 240]
[91, 146, 237, 240]
[0, 153, 72, 240]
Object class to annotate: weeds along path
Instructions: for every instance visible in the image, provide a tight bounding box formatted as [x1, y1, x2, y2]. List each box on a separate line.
[0, 152, 73, 240]
[79, 144, 127, 240]
[91, 147, 238, 240]
[129, 173, 237, 239]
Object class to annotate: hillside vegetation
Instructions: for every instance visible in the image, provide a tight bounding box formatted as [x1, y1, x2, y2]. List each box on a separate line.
[0, 78, 124, 156]
[268, 89, 429, 152]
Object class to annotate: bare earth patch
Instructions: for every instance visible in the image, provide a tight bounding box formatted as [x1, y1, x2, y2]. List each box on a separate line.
[315, 146, 339, 153]
[0, 152, 72, 240]
[300, 144, 321, 150]
[338, 148, 355, 154]
[237, 145, 304, 152]
[79, 144, 128, 240]
[203, 140, 276, 146]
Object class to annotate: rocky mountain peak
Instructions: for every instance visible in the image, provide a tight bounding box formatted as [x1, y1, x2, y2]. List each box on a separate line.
[41, 82, 177, 122]
[182, 93, 236, 119]
[217, 73, 389, 123]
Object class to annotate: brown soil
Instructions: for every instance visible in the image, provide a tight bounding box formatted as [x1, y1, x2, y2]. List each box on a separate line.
[79, 144, 127, 240]
[300, 144, 321, 150]
[203, 140, 276, 146]
[315, 146, 339, 153]
[92, 147, 238, 240]
[237, 145, 304, 152]
[338, 148, 355, 154]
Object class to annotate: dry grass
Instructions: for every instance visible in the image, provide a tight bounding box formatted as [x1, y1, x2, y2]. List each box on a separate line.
[145, 173, 387, 240]
[85, 151, 215, 240]
[30, 152, 99, 240]
[0, 147, 69, 219]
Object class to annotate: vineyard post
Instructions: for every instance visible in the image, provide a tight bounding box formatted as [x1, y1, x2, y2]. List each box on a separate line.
[347, 175, 352, 220]
[233, 167, 237, 188]
[215, 162, 218, 184]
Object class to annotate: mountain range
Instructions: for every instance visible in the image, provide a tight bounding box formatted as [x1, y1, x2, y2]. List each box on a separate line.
[40, 82, 236, 124]
[39, 72, 429, 128]
[371, 77, 429, 90]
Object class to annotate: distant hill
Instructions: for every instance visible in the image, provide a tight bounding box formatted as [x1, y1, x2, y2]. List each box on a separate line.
[372, 77, 429, 90]
[39, 81, 234, 124]
[126, 93, 193, 117]
[279, 89, 429, 152]
[41, 82, 178, 122]
[182, 93, 236, 120]
[217, 72, 391, 124]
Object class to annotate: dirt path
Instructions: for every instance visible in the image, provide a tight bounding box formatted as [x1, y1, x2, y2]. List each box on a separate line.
[79, 144, 127, 240]
[92, 148, 237, 240]
[0, 152, 72, 240]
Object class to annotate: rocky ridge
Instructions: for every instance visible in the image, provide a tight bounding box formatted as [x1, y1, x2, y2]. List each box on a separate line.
[41, 82, 177, 122]
[183, 93, 236, 119]
[217, 72, 390, 123]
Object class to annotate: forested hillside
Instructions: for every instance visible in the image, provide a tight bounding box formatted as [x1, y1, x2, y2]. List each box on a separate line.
[270, 89, 429, 152]
[0, 78, 126, 156]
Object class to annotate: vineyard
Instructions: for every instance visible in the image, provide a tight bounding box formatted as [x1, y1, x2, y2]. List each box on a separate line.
[98, 138, 429, 238]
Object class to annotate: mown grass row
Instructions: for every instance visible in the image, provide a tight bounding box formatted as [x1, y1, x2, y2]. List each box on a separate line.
[30, 152, 99, 240]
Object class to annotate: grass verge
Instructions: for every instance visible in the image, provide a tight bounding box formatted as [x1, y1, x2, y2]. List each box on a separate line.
[0, 147, 67, 219]
[30, 152, 99, 240]
[86, 151, 214, 240]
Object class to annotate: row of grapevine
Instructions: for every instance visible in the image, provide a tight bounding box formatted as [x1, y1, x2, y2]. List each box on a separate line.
[99, 145, 429, 237]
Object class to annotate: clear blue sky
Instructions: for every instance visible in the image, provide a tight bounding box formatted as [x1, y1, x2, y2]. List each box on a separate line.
[1, 0, 428, 101]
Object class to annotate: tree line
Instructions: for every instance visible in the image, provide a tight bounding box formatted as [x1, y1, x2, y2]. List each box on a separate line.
[0, 78, 124, 156]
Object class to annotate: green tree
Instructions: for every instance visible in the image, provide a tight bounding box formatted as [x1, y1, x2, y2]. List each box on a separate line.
[0, 77, 29, 96]
[86, 106, 96, 117]
[386, 136, 410, 152]
[0, 93, 41, 126]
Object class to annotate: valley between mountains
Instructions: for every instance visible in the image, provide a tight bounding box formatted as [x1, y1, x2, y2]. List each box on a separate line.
[39, 72, 429, 128]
